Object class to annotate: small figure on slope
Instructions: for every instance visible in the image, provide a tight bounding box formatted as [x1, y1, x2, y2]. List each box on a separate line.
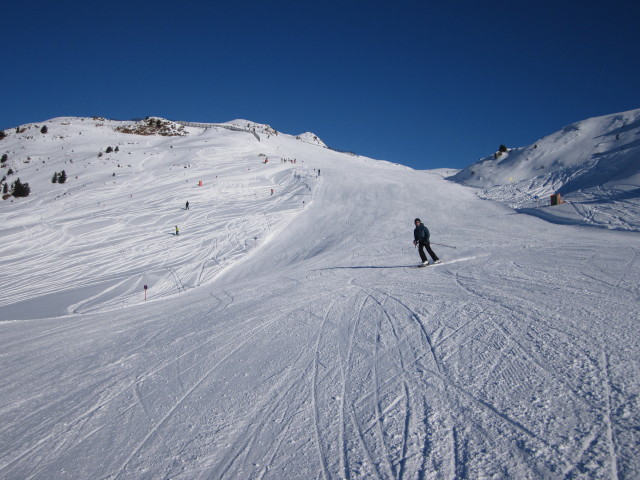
[413, 218, 440, 266]
[185, 201, 189, 210]
[175, 225, 180, 236]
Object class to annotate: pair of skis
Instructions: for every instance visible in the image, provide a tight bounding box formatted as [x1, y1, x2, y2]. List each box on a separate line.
[414, 241, 455, 267]
[415, 261, 443, 268]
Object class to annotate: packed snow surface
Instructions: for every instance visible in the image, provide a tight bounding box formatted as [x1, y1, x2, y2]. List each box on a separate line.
[1, 116, 639, 479]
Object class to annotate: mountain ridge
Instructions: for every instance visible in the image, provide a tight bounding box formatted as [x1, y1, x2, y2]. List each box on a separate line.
[448, 108, 640, 230]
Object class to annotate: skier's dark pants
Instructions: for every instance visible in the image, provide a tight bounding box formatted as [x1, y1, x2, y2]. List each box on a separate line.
[418, 241, 439, 263]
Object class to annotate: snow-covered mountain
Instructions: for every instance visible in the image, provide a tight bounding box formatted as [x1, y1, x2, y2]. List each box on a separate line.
[449, 108, 640, 230]
[0, 116, 328, 318]
[1, 115, 639, 479]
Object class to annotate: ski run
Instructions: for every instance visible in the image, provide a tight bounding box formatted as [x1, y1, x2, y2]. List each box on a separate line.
[1, 113, 639, 479]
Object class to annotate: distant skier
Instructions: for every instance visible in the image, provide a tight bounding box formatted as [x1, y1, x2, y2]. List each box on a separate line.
[185, 201, 189, 210]
[413, 218, 440, 266]
[175, 225, 179, 236]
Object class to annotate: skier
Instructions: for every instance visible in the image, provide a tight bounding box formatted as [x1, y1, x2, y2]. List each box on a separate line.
[185, 201, 189, 210]
[413, 218, 440, 266]
[175, 225, 179, 236]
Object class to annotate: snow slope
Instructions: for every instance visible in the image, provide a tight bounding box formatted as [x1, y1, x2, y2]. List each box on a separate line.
[0, 117, 318, 319]
[1, 117, 640, 479]
[449, 108, 640, 231]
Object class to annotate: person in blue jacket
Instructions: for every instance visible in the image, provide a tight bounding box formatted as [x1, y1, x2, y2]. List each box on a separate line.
[413, 218, 440, 265]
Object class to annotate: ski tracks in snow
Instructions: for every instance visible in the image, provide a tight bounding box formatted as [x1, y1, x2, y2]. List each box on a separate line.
[443, 249, 639, 478]
[300, 244, 639, 479]
[304, 274, 460, 480]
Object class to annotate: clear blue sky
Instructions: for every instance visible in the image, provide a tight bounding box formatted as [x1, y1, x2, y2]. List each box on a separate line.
[3, 0, 639, 169]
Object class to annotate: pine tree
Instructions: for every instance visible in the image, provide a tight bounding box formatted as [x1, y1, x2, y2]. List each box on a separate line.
[52, 172, 58, 183]
[1, 154, 7, 164]
[11, 178, 31, 197]
[41, 125, 48, 134]
[58, 170, 67, 184]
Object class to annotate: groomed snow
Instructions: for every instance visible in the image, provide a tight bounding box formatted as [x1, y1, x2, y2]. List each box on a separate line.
[1, 117, 639, 479]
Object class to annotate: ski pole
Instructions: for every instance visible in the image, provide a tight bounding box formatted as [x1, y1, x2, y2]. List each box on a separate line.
[431, 242, 456, 249]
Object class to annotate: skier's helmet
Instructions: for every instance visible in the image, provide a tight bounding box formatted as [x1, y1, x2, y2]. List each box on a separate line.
[414, 218, 421, 223]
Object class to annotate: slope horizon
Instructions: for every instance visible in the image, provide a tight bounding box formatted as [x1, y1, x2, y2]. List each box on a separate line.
[4, 105, 640, 172]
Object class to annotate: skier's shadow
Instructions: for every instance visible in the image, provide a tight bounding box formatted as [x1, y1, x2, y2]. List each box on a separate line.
[315, 265, 415, 271]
